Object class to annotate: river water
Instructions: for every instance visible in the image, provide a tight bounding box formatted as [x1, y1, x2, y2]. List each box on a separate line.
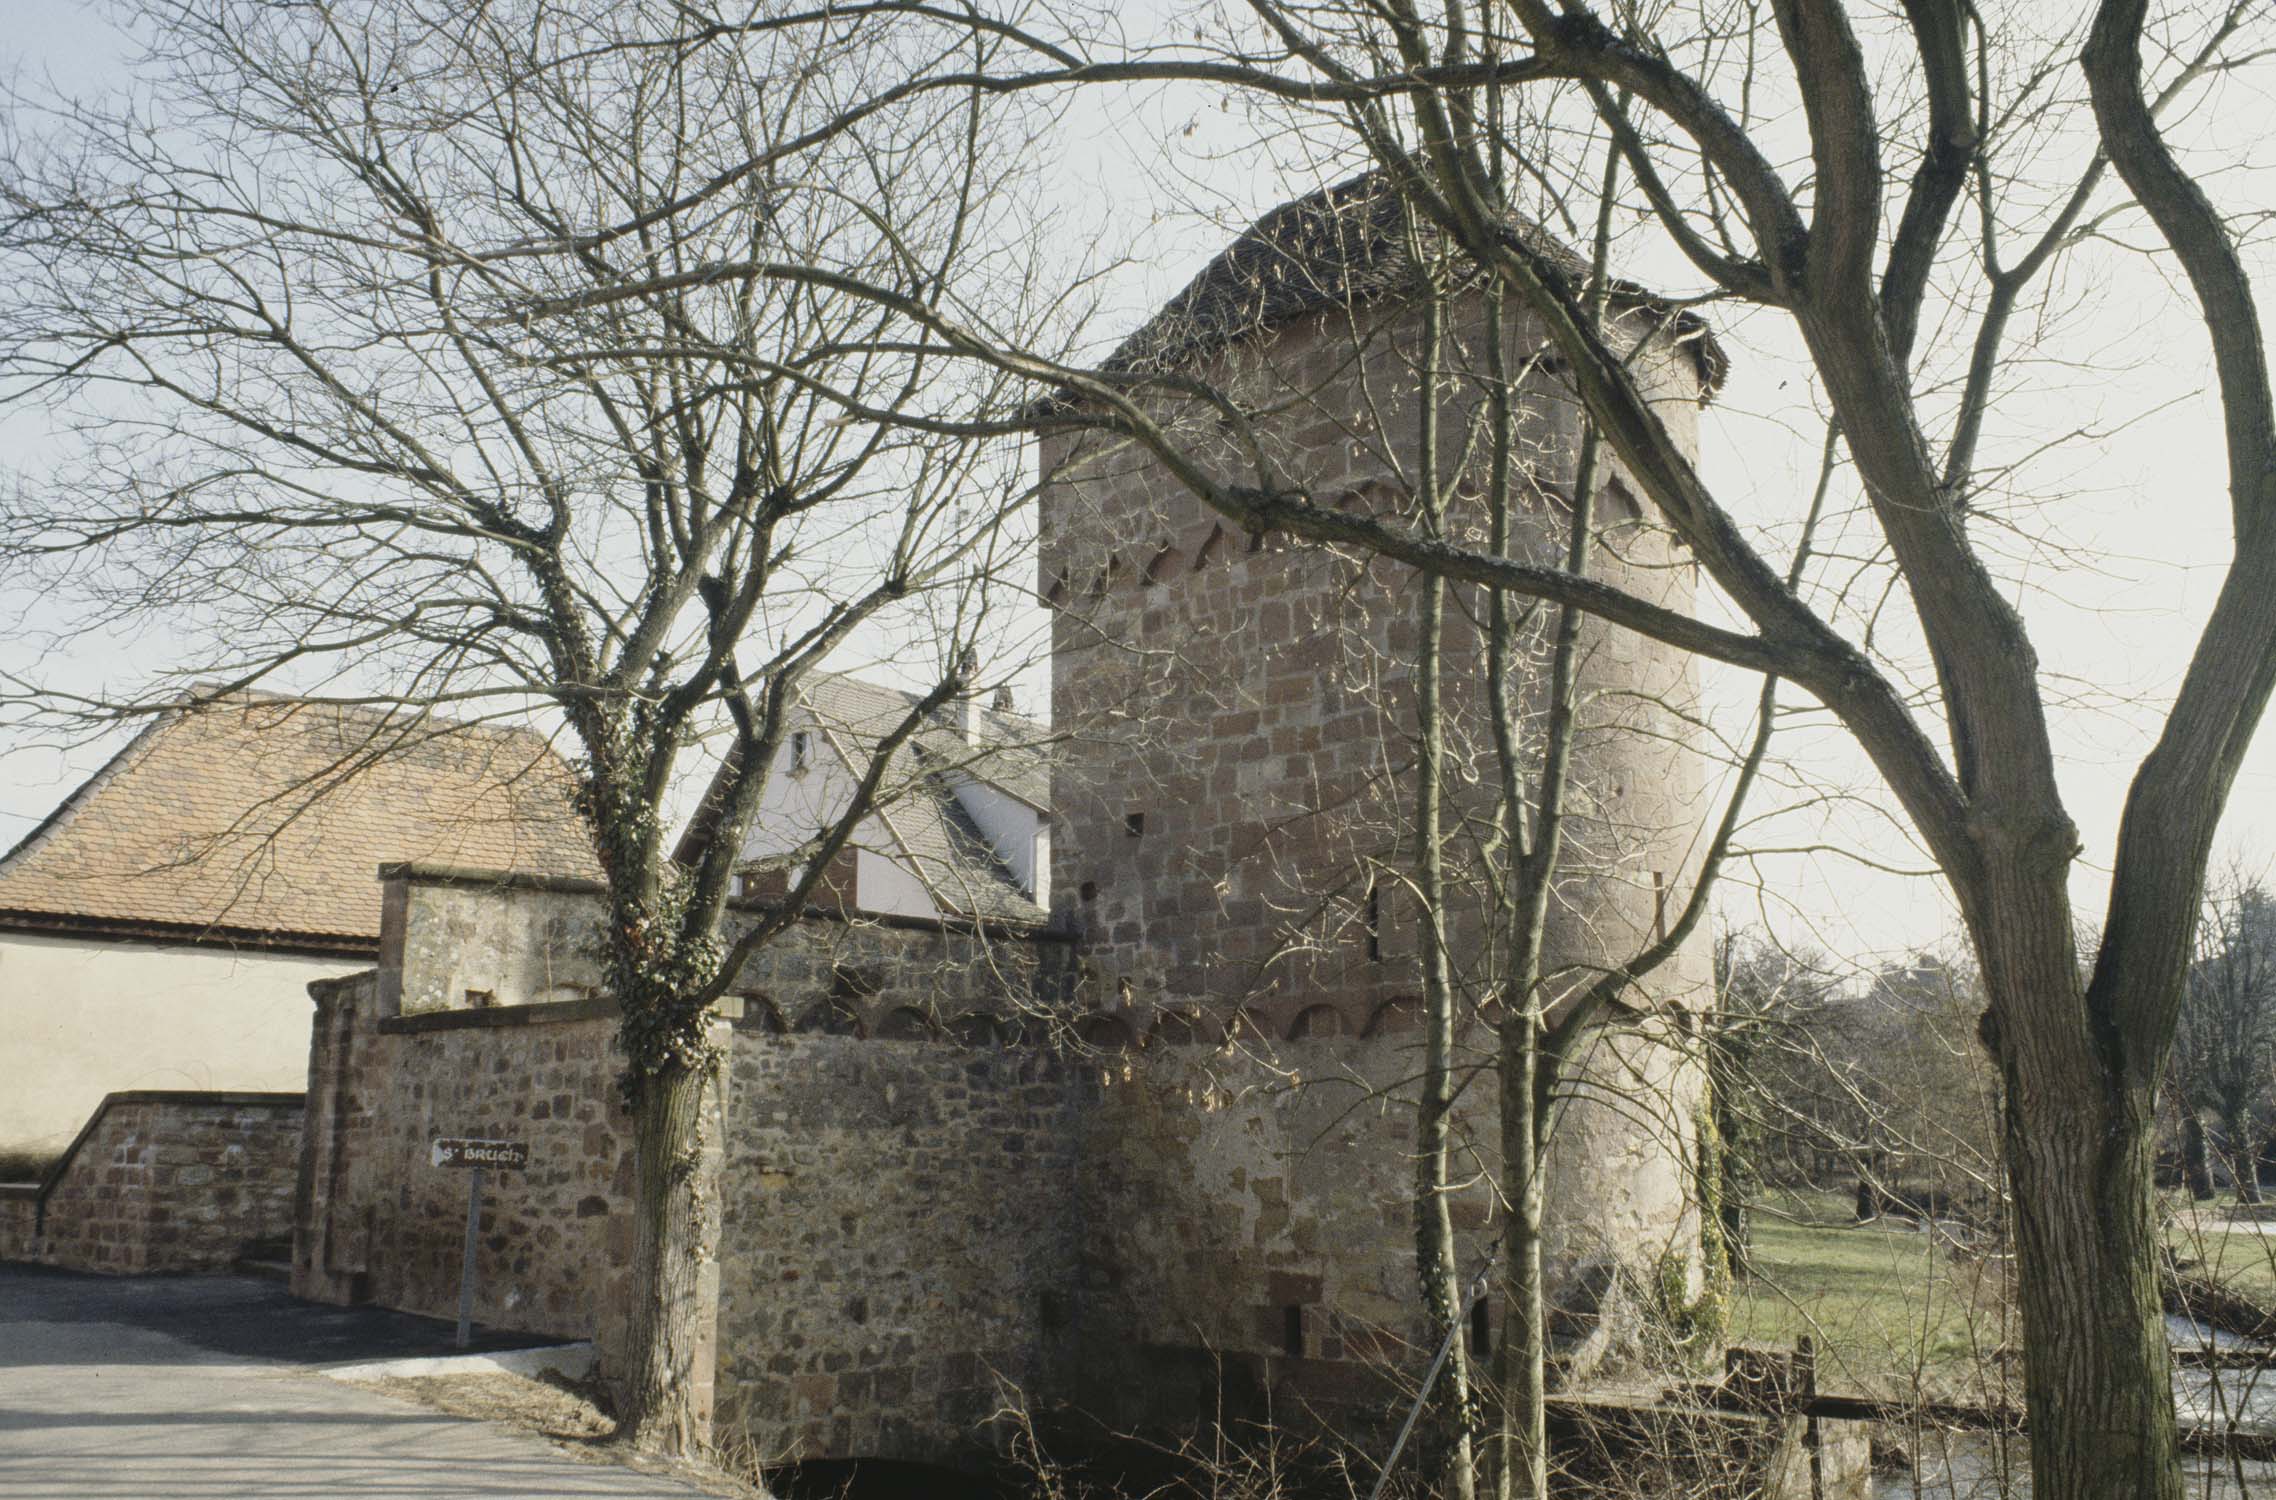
[1868, 1318, 2276, 1497]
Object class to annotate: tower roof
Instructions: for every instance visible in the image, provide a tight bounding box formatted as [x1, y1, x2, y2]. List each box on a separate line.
[1101, 168, 1727, 393]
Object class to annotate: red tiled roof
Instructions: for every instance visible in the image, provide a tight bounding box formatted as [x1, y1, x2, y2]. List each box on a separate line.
[0, 693, 598, 947]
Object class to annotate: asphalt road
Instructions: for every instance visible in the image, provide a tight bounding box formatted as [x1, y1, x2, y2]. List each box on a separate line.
[0, 1265, 721, 1499]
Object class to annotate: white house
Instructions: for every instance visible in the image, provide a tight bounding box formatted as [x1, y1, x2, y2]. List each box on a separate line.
[733, 673, 1049, 926]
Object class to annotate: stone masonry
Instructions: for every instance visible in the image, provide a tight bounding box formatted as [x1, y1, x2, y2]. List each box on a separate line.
[1, 1091, 302, 1273]
[294, 860, 1705, 1469]
[1036, 173, 1719, 1330]
[293, 865, 1078, 1450]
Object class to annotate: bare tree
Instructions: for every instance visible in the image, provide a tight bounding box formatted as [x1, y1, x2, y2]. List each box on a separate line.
[0, 0, 1066, 1451]
[1709, 932, 1851, 1206]
[2174, 864, 2276, 1205]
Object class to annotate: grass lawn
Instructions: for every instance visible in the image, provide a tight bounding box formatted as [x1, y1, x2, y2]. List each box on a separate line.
[2162, 1193, 2276, 1306]
[1727, 1188, 2013, 1399]
[1724, 1187, 2276, 1402]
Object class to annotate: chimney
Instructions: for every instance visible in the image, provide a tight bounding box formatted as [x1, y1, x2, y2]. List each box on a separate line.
[992, 684, 1014, 715]
[953, 648, 983, 744]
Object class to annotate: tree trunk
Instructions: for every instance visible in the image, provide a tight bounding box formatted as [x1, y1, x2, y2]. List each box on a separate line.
[1716, 1147, 1750, 1277]
[613, 1059, 717, 1455]
[1496, 1013, 1548, 1500]
[1406, 262, 1476, 1500]
[2221, 1105, 2261, 1205]
[2006, 1032, 2181, 1500]
[1413, 573, 1478, 1500]
[2184, 1114, 2214, 1201]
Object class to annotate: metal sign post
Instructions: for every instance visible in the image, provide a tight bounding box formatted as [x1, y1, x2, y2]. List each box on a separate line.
[455, 1165, 484, 1350]
[1366, 1241, 1500, 1500]
[431, 1138, 529, 1350]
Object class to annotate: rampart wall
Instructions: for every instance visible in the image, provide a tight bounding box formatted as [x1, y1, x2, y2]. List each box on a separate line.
[0, 1090, 302, 1273]
[293, 866, 1706, 1471]
[718, 1034, 1084, 1462]
[294, 970, 647, 1351]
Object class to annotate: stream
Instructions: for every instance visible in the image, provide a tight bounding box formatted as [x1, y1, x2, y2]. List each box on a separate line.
[1868, 1318, 2276, 1497]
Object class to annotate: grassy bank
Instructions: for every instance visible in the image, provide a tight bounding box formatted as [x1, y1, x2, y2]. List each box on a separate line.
[1726, 1189, 2011, 1399]
[2163, 1194, 2276, 1306]
[1728, 1187, 2276, 1398]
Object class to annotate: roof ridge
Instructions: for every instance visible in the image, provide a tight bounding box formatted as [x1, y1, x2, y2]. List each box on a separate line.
[800, 666, 1046, 739]
[1096, 165, 1726, 393]
[183, 686, 567, 750]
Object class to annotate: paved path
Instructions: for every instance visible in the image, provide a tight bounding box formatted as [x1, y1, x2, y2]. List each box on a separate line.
[0, 1266, 720, 1499]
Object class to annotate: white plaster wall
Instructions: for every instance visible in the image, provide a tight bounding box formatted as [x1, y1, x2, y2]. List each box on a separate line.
[0, 932, 352, 1159]
[739, 706, 1046, 920]
[854, 845, 940, 920]
[740, 730, 859, 868]
[742, 722, 937, 918]
[946, 777, 1047, 906]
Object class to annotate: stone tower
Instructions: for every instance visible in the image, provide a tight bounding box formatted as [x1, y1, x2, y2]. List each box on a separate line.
[1037, 172, 1726, 1402]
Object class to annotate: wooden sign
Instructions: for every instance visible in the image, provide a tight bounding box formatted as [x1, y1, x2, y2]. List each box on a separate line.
[433, 1137, 527, 1348]
[431, 1137, 529, 1170]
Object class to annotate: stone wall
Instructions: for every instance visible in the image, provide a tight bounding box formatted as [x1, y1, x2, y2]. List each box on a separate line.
[296, 866, 1078, 1439]
[379, 863, 1072, 1031]
[306, 862, 1712, 1471]
[294, 969, 657, 1363]
[0, 1187, 38, 1262]
[1038, 290, 1714, 1032]
[1, 1090, 302, 1273]
[1063, 1027, 1703, 1436]
[1036, 271, 1717, 1338]
[716, 1034, 1084, 1464]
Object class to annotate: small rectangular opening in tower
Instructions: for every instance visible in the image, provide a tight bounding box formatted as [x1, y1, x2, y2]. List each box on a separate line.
[1282, 1304, 1305, 1359]
[1125, 811, 1145, 838]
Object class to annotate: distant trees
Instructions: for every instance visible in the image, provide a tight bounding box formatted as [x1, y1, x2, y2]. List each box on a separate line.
[1706, 934, 1812, 1271]
[1711, 932, 2002, 1221]
[2172, 867, 2276, 1204]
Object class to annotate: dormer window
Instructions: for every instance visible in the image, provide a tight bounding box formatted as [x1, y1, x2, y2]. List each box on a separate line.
[790, 730, 811, 774]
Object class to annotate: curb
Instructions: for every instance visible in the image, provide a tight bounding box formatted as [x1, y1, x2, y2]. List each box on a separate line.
[320, 1339, 596, 1384]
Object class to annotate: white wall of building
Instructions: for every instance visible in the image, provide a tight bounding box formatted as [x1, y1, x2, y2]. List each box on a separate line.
[0, 931, 355, 1161]
[742, 728, 942, 919]
[946, 777, 1049, 909]
[738, 702, 1046, 923]
[854, 845, 940, 920]
[740, 728, 857, 869]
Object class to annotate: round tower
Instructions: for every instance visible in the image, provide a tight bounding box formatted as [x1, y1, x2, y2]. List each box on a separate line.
[1038, 171, 1726, 1417]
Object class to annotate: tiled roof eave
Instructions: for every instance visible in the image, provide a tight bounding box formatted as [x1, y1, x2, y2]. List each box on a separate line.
[0, 905, 378, 959]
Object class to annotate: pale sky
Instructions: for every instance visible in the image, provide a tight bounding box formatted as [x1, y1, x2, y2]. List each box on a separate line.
[4, 0, 2273, 969]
